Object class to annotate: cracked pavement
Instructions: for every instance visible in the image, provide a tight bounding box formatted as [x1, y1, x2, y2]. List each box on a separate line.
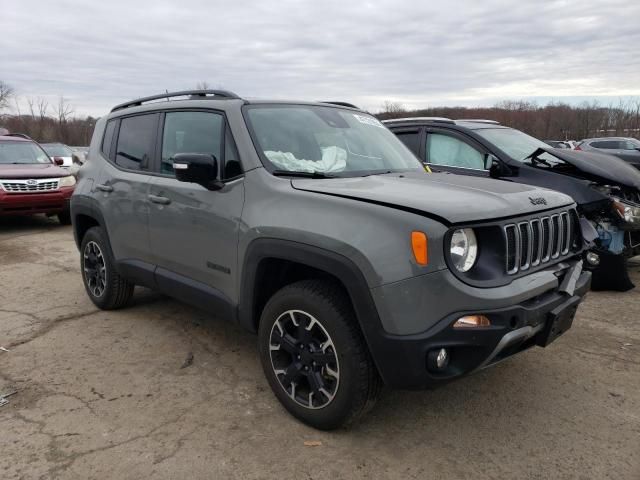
[1, 216, 639, 479]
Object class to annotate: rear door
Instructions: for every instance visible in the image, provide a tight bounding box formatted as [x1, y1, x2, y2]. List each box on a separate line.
[424, 129, 490, 177]
[94, 113, 158, 265]
[147, 110, 245, 302]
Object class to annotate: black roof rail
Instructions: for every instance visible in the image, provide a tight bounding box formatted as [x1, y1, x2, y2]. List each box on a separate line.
[111, 89, 242, 112]
[5, 133, 33, 140]
[320, 101, 360, 109]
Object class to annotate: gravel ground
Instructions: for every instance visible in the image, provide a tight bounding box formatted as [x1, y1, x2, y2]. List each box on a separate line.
[1, 216, 639, 480]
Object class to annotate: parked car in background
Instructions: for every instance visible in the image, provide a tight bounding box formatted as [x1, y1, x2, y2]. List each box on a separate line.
[544, 140, 573, 149]
[41, 142, 74, 169]
[386, 117, 640, 291]
[71, 90, 590, 429]
[576, 137, 640, 168]
[0, 134, 76, 224]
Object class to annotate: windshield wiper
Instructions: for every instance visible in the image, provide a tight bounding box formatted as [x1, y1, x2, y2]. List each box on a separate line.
[271, 170, 338, 179]
[525, 147, 567, 168]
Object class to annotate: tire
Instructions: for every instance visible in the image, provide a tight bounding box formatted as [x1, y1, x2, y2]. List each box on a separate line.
[80, 226, 135, 309]
[57, 210, 72, 225]
[590, 252, 635, 292]
[258, 279, 381, 430]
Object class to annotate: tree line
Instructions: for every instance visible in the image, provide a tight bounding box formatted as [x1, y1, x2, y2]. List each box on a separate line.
[2, 79, 640, 145]
[377, 99, 640, 141]
[0, 81, 96, 146]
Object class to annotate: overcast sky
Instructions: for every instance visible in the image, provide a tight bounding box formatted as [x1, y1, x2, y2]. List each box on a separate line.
[1, 0, 639, 116]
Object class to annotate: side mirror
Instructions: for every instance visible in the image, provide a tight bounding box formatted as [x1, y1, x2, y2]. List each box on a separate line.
[173, 153, 223, 190]
[53, 157, 65, 166]
[484, 154, 509, 178]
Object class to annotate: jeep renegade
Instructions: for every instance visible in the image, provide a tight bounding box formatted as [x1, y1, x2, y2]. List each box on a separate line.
[71, 90, 591, 429]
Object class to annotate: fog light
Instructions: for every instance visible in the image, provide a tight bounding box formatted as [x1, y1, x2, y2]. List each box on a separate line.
[453, 315, 490, 328]
[427, 348, 449, 372]
[586, 251, 600, 266]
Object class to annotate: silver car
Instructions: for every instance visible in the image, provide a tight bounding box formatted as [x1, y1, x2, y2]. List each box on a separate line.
[577, 137, 640, 168]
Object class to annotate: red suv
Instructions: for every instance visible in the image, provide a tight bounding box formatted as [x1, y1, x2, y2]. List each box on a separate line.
[0, 134, 76, 224]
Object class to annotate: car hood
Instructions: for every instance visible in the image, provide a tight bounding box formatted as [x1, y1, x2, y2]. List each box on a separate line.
[0, 163, 70, 179]
[292, 171, 573, 224]
[540, 148, 640, 189]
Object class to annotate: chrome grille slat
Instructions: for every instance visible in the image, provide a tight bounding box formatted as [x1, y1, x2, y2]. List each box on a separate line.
[0, 178, 60, 193]
[503, 209, 577, 275]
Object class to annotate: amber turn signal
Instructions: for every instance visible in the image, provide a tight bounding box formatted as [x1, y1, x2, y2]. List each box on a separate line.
[453, 315, 490, 328]
[411, 231, 428, 265]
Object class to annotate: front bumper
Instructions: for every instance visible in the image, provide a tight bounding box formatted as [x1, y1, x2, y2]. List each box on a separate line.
[0, 187, 74, 216]
[368, 261, 591, 389]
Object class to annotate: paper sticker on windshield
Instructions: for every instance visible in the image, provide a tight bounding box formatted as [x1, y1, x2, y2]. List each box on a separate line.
[353, 114, 385, 128]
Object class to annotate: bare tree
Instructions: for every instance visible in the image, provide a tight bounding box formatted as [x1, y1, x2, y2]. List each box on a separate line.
[0, 80, 14, 111]
[381, 101, 406, 115]
[195, 81, 211, 90]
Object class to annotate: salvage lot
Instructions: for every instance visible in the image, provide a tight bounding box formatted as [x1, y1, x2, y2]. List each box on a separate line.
[1, 217, 639, 479]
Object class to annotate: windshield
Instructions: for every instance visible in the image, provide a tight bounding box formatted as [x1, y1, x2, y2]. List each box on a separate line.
[475, 128, 560, 164]
[245, 105, 423, 176]
[42, 144, 72, 157]
[0, 141, 52, 164]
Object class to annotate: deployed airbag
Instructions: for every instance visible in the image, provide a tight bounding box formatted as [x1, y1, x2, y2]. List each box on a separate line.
[265, 146, 347, 173]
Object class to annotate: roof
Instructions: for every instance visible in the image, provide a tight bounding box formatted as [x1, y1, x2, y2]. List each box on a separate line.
[0, 135, 31, 142]
[582, 136, 638, 142]
[108, 89, 362, 116]
[383, 117, 507, 130]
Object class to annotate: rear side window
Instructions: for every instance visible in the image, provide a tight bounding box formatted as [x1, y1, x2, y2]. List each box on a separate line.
[591, 140, 618, 149]
[161, 111, 223, 177]
[102, 120, 117, 159]
[395, 130, 421, 156]
[115, 114, 157, 170]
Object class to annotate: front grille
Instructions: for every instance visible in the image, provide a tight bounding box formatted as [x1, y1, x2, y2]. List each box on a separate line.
[0, 178, 60, 193]
[504, 209, 576, 275]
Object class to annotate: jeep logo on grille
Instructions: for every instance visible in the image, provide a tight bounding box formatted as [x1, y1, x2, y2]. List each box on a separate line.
[529, 196, 547, 206]
[26, 179, 38, 186]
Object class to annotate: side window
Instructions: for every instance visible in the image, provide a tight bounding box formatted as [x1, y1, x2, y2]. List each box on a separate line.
[115, 114, 157, 170]
[426, 133, 485, 169]
[101, 120, 117, 159]
[395, 130, 421, 156]
[621, 140, 638, 151]
[161, 111, 223, 177]
[591, 141, 616, 149]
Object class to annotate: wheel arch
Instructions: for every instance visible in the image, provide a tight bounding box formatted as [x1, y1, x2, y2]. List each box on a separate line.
[238, 239, 388, 378]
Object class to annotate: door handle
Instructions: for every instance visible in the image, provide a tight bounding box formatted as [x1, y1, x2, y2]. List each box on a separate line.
[148, 194, 171, 205]
[96, 184, 113, 192]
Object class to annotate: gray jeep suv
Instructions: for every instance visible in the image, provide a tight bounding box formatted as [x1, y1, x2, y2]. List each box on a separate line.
[71, 90, 591, 429]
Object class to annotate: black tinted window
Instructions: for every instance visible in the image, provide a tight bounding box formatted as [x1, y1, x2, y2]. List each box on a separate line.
[591, 140, 618, 149]
[161, 111, 223, 176]
[102, 120, 117, 159]
[115, 114, 157, 170]
[395, 131, 420, 156]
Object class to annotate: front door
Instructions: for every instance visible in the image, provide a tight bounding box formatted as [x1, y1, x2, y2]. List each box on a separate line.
[147, 110, 245, 302]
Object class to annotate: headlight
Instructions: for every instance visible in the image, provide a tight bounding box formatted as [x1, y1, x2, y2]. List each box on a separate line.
[450, 228, 478, 272]
[59, 175, 76, 187]
[613, 199, 640, 224]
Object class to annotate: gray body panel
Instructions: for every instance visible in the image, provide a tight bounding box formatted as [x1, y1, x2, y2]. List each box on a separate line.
[291, 171, 573, 224]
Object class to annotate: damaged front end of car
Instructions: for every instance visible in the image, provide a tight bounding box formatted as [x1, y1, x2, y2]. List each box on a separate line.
[577, 183, 640, 291]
